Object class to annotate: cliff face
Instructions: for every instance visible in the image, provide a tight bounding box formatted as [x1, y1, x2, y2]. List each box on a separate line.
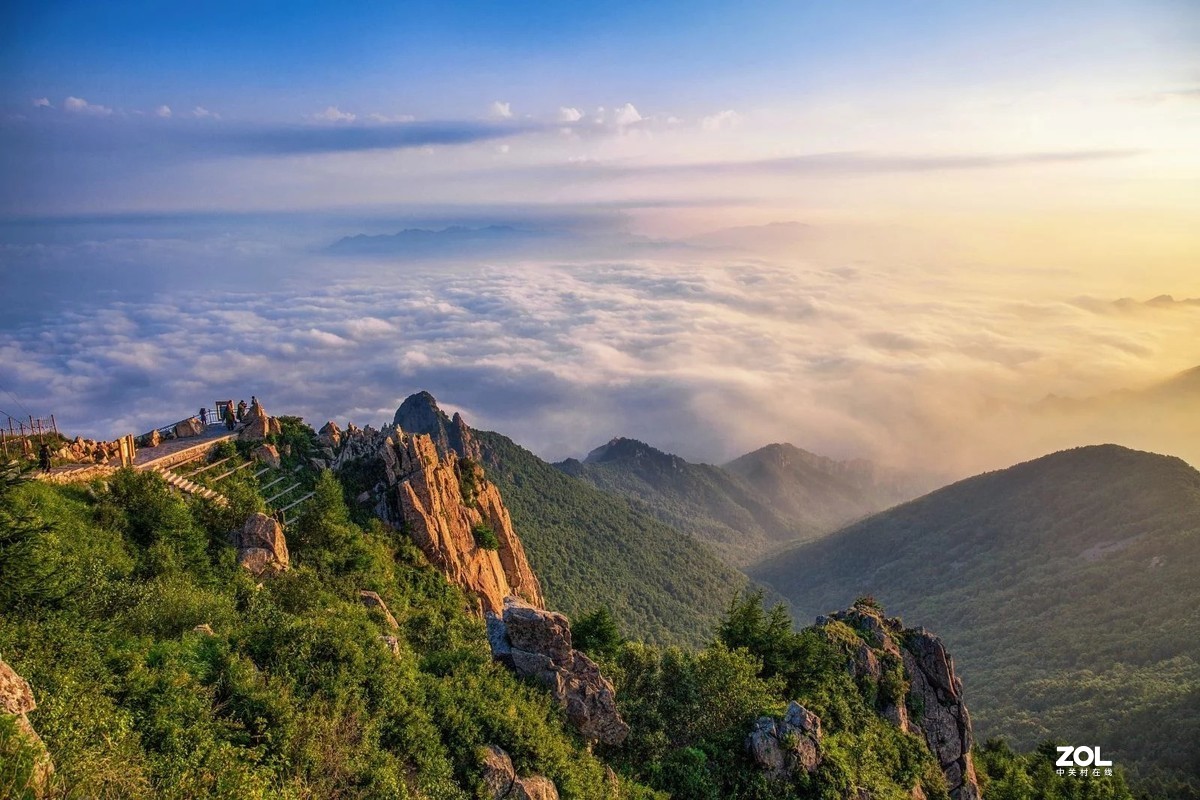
[818, 602, 981, 800]
[333, 423, 542, 615]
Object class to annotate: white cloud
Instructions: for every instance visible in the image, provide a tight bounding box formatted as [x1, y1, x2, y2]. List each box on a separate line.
[310, 105, 356, 122]
[32, 97, 51, 108]
[367, 112, 416, 123]
[614, 103, 643, 126]
[191, 106, 219, 119]
[558, 106, 583, 123]
[5, 227, 1197, 476]
[701, 109, 742, 131]
[155, 105, 172, 118]
[63, 96, 113, 116]
[497, 144, 511, 154]
[490, 100, 513, 119]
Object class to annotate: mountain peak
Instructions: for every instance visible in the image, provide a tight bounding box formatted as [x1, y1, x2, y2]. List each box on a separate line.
[394, 391, 479, 460]
[583, 437, 683, 468]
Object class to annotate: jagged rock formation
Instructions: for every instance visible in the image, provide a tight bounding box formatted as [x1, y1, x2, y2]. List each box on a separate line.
[318, 421, 342, 449]
[817, 602, 980, 800]
[239, 402, 282, 441]
[332, 423, 542, 615]
[487, 596, 629, 745]
[394, 390, 481, 461]
[480, 745, 561, 800]
[1, 656, 54, 797]
[746, 701, 822, 780]
[232, 512, 290, 576]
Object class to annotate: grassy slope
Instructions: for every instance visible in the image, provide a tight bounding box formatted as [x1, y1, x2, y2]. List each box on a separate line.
[0, 469, 652, 800]
[749, 444, 1200, 796]
[474, 430, 751, 648]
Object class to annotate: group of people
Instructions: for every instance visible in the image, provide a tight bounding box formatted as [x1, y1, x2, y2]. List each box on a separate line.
[198, 396, 259, 431]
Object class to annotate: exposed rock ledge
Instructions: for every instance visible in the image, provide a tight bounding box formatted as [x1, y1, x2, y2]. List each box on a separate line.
[487, 596, 630, 746]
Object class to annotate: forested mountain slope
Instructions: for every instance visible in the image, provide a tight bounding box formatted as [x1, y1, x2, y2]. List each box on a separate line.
[750, 444, 1200, 798]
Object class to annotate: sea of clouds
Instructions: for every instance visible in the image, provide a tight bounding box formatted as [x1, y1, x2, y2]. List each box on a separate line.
[2, 220, 1197, 479]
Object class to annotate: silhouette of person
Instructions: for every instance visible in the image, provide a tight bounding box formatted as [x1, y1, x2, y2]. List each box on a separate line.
[199, 407, 208, 426]
[38, 442, 52, 473]
[237, 400, 248, 421]
[225, 403, 236, 430]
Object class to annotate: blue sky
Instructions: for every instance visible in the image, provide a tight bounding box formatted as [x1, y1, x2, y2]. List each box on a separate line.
[3, 0, 1197, 220]
[0, 1, 1197, 471]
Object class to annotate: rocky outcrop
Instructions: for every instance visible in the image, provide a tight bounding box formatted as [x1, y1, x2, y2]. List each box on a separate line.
[251, 443, 281, 469]
[332, 423, 542, 615]
[817, 602, 980, 800]
[487, 597, 629, 746]
[318, 421, 342, 449]
[394, 391, 482, 461]
[1, 656, 54, 796]
[232, 513, 289, 576]
[902, 629, 978, 800]
[238, 402, 282, 441]
[479, 745, 560, 800]
[358, 590, 399, 629]
[747, 701, 822, 779]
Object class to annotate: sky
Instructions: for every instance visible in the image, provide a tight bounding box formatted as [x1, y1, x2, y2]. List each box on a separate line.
[1, 1, 1198, 477]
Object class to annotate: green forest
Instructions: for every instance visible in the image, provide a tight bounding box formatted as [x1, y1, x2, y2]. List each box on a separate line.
[0, 429, 1149, 799]
[472, 429, 750, 648]
[751, 445, 1200, 799]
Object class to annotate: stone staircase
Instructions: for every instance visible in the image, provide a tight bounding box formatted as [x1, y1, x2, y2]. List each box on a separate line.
[150, 465, 228, 506]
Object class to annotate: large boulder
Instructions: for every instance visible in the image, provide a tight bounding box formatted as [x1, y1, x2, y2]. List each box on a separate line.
[479, 745, 560, 800]
[481, 745, 517, 798]
[747, 701, 822, 779]
[1, 656, 54, 797]
[251, 443, 281, 469]
[232, 513, 289, 576]
[512, 775, 559, 800]
[174, 417, 206, 439]
[487, 596, 629, 746]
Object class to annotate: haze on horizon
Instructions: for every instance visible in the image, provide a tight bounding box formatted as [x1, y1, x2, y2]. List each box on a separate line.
[1, 0, 1198, 479]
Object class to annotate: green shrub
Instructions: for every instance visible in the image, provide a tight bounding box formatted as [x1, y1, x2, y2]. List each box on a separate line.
[472, 522, 499, 550]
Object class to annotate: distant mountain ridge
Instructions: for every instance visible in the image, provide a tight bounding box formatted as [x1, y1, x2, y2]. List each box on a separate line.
[750, 443, 1200, 795]
[555, 437, 922, 566]
[328, 224, 677, 259]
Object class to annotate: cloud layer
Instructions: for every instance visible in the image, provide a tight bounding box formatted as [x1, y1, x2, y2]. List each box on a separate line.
[2, 222, 1197, 478]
